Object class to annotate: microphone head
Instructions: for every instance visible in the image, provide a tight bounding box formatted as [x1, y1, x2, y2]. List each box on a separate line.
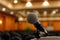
[27, 12, 38, 24]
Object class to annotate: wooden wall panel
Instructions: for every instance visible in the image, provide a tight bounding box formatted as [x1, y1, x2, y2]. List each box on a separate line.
[1, 12, 60, 31]
[4, 15, 16, 31]
[18, 21, 36, 30]
[53, 21, 60, 31]
[18, 21, 60, 31]
[0, 12, 16, 31]
[40, 21, 48, 28]
[0, 15, 5, 31]
[18, 21, 48, 30]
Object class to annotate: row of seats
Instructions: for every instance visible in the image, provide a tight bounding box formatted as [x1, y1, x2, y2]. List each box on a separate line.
[0, 30, 36, 40]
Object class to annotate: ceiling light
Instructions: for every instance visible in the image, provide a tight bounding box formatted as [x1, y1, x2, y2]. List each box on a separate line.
[26, 1, 32, 7]
[10, 11, 14, 15]
[43, 11, 47, 16]
[52, 10, 56, 15]
[2, 8, 6, 11]
[14, 0, 18, 4]
[51, 9, 58, 15]
[42, 0, 49, 6]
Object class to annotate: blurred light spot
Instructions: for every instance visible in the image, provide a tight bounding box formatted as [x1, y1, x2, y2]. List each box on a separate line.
[52, 10, 56, 15]
[0, 20, 2, 24]
[10, 11, 14, 15]
[14, 0, 18, 4]
[42, 0, 49, 6]
[2, 8, 6, 11]
[26, 1, 32, 7]
[18, 17, 24, 21]
[43, 11, 47, 16]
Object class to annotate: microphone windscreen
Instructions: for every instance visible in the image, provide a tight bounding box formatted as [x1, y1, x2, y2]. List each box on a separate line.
[27, 12, 38, 24]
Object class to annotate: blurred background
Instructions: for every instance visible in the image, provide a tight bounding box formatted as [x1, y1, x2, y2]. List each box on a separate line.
[0, 0, 60, 40]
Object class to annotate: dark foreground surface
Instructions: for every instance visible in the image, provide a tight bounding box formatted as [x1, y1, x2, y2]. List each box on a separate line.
[31, 36, 60, 40]
[40, 36, 60, 40]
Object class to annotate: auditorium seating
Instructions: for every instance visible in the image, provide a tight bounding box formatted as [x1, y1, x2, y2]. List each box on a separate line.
[0, 30, 60, 40]
[0, 30, 36, 40]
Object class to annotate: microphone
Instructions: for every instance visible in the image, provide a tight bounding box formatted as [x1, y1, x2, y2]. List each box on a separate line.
[27, 12, 48, 34]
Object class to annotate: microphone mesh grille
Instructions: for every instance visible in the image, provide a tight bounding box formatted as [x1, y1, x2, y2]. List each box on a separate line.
[27, 13, 38, 24]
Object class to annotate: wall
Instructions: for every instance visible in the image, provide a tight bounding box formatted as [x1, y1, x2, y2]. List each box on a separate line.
[0, 12, 60, 31]
[0, 12, 17, 31]
[18, 20, 60, 31]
